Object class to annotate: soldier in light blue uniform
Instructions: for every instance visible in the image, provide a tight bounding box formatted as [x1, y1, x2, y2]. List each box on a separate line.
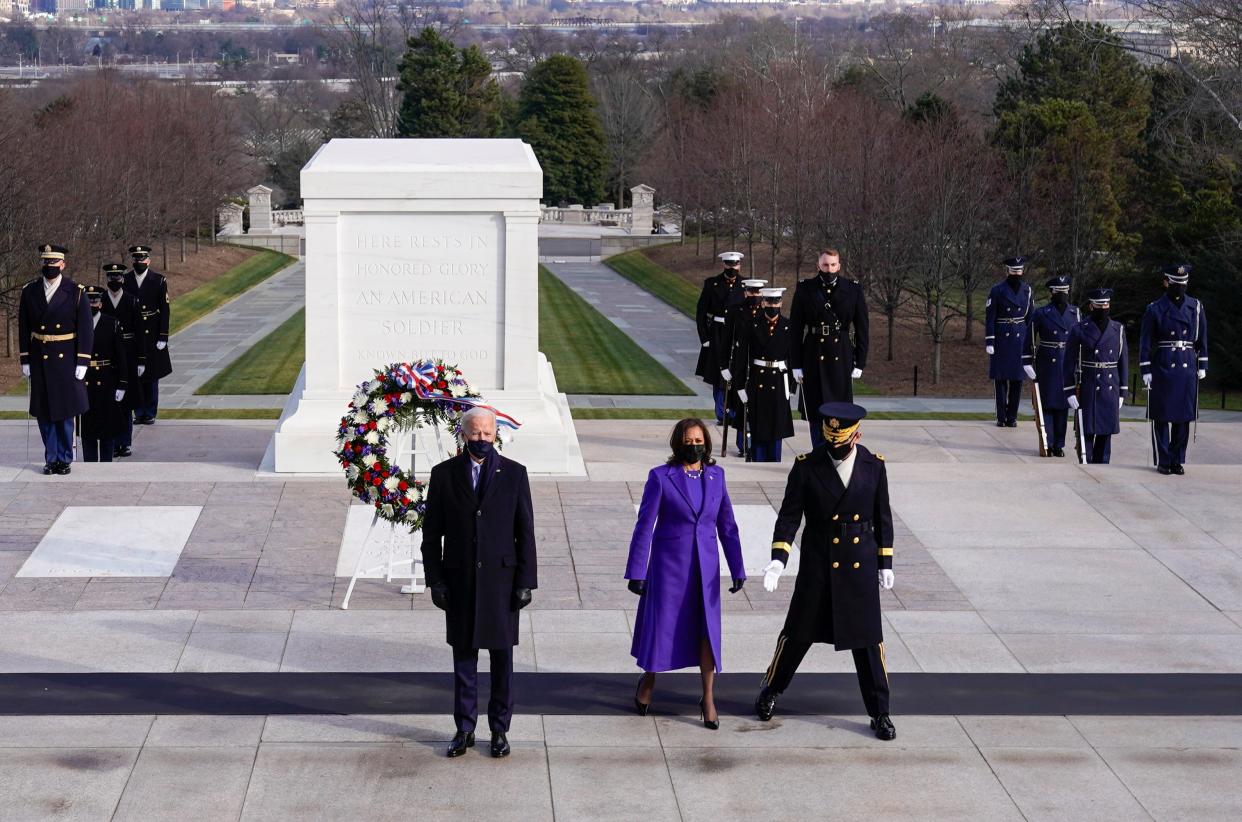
[985, 256, 1035, 427]
[1030, 275, 1080, 457]
[1065, 288, 1128, 464]
[1139, 264, 1208, 475]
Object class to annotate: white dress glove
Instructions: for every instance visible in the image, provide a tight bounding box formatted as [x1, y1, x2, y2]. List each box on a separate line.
[1023, 365, 1037, 380]
[762, 559, 785, 592]
[1118, 396, 1124, 410]
[792, 368, 804, 383]
[1067, 395, 1080, 410]
[851, 367, 863, 379]
[879, 569, 894, 590]
[74, 365, 87, 380]
[116, 389, 126, 402]
[720, 369, 732, 381]
[1198, 369, 1206, 380]
[138, 365, 146, 377]
[986, 345, 995, 355]
[701, 341, 710, 348]
[156, 341, 166, 351]
[1142, 373, 1152, 389]
[737, 389, 748, 404]
[21, 364, 30, 378]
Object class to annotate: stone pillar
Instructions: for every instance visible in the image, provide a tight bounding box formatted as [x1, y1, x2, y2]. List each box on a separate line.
[563, 204, 585, 225]
[247, 184, 273, 233]
[217, 202, 244, 235]
[630, 184, 656, 235]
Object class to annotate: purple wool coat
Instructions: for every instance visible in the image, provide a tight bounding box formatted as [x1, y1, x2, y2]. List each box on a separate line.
[625, 464, 746, 673]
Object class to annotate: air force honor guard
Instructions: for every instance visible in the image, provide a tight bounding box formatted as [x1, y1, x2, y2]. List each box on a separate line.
[18, 245, 93, 475]
[1140, 264, 1208, 475]
[695, 252, 746, 425]
[1030, 275, 1080, 457]
[80, 287, 128, 463]
[124, 245, 172, 425]
[755, 403, 896, 740]
[99, 263, 144, 457]
[985, 257, 1035, 427]
[1066, 289, 1128, 465]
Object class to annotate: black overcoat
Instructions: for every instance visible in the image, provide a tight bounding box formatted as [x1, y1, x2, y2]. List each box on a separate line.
[420, 452, 538, 650]
[81, 314, 129, 441]
[99, 288, 146, 412]
[694, 272, 745, 386]
[123, 269, 172, 379]
[731, 314, 795, 442]
[771, 444, 893, 650]
[789, 276, 869, 415]
[18, 276, 92, 422]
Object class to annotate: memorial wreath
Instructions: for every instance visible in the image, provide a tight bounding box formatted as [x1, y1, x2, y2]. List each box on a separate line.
[333, 359, 518, 530]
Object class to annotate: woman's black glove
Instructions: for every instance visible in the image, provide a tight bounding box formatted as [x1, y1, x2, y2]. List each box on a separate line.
[512, 587, 532, 610]
[627, 579, 646, 596]
[729, 578, 745, 594]
[430, 584, 450, 610]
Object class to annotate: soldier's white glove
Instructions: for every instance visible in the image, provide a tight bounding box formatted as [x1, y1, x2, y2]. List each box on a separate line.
[986, 345, 995, 355]
[156, 341, 166, 351]
[720, 369, 732, 381]
[74, 365, 87, 380]
[1118, 397, 1124, 410]
[792, 368, 804, 383]
[701, 341, 710, 348]
[21, 365, 30, 378]
[851, 367, 863, 379]
[1023, 365, 1037, 380]
[1142, 373, 1152, 389]
[879, 569, 894, 590]
[1067, 395, 1080, 410]
[115, 389, 125, 402]
[1198, 369, 1206, 380]
[737, 389, 748, 403]
[138, 365, 146, 377]
[762, 559, 785, 592]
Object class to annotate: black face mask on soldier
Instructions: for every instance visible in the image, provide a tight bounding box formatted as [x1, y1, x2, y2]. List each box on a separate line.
[827, 439, 853, 460]
[1051, 292, 1068, 307]
[107, 279, 123, 291]
[1091, 306, 1110, 323]
[763, 306, 780, 318]
[677, 443, 707, 465]
[1167, 283, 1186, 300]
[42, 264, 59, 279]
[90, 303, 101, 316]
[133, 261, 149, 273]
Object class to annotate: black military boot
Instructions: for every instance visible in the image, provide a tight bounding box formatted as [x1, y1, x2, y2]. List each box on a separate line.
[42, 463, 54, 475]
[1172, 464, 1185, 475]
[490, 732, 510, 758]
[870, 714, 896, 741]
[755, 687, 778, 721]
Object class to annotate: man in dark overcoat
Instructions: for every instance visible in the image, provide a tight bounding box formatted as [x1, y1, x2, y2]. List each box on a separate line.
[730, 287, 794, 462]
[123, 244, 172, 425]
[79, 287, 128, 463]
[1030, 275, 1079, 457]
[695, 251, 746, 425]
[421, 407, 537, 759]
[99, 262, 144, 457]
[754, 403, 896, 740]
[789, 249, 869, 449]
[1065, 289, 1129, 465]
[18, 244, 93, 475]
[985, 256, 1036, 428]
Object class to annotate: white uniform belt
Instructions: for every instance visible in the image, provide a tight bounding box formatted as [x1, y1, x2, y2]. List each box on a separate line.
[1038, 342, 1066, 348]
[752, 359, 787, 369]
[996, 318, 1026, 325]
[711, 315, 726, 323]
[1157, 341, 1193, 350]
[1080, 361, 1119, 369]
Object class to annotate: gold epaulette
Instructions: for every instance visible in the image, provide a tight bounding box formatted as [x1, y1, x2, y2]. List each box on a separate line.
[876, 454, 885, 461]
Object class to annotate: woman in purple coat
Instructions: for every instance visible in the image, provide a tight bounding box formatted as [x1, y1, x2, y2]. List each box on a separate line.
[625, 418, 746, 729]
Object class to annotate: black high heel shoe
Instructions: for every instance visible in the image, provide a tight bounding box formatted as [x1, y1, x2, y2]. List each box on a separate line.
[634, 674, 651, 716]
[699, 698, 719, 730]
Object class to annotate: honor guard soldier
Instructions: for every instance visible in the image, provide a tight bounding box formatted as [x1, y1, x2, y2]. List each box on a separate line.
[986, 256, 1035, 427]
[99, 263, 144, 457]
[755, 403, 896, 740]
[695, 252, 746, 425]
[1066, 289, 1128, 464]
[1140, 264, 1208, 475]
[789, 249, 869, 449]
[1031, 275, 1080, 457]
[730, 287, 794, 462]
[124, 245, 171, 425]
[18, 245, 93, 475]
[80, 287, 128, 462]
[721, 278, 766, 456]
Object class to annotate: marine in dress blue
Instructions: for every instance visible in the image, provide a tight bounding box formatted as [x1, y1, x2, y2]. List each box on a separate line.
[1065, 288, 1129, 464]
[985, 256, 1035, 427]
[1030, 275, 1079, 456]
[1139, 264, 1208, 475]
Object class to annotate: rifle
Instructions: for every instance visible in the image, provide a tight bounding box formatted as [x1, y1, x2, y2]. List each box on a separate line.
[1073, 403, 1087, 464]
[720, 373, 732, 458]
[1030, 381, 1048, 457]
[741, 398, 751, 462]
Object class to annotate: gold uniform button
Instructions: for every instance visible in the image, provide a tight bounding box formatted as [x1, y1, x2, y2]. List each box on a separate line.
[832, 537, 840, 544]
[853, 536, 860, 544]
[832, 562, 839, 569]
[832, 514, 839, 521]
[58, 353, 64, 358]
[42, 355, 48, 360]
[852, 562, 860, 569]
[853, 514, 860, 521]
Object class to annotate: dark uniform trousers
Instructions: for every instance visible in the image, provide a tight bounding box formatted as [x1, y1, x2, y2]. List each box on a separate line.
[453, 647, 513, 735]
[82, 437, 112, 462]
[1153, 422, 1190, 467]
[1044, 409, 1068, 451]
[38, 419, 75, 465]
[1086, 434, 1112, 465]
[763, 634, 890, 718]
[995, 380, 1023, 426]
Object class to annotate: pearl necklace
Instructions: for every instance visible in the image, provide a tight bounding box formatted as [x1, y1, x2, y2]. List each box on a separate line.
[683, 466, 703, 479]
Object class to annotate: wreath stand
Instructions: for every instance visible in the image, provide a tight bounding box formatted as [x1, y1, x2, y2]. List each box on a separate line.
[340, 412, 451, 610]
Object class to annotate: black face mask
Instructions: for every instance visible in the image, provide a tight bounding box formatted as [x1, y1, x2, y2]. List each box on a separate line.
[722, 269, 738, 280]
[1091, 307, 1110, 323]
[133, 261, 149, 273]
[42, 264, 60, 279]
[763, 306, 780, 318]
[107, 279, 123, 291]
[1167, 284, 1186, 300]
[1007, 274, 1023, 287]
[819, 271, 837, 285]
[90, 305, 101, 316]
[746, 295, 761, 307]
[1051, 292, 1068, 307]
[677, 443, 707, 465]
[827, 440, 853, 460]
[465, 439, 493, 460]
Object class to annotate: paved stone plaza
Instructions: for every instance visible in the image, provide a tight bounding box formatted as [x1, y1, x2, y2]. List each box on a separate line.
[1, 417, 1241, 819]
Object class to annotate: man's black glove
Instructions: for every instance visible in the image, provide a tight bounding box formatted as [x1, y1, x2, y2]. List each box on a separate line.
[430, 584, 450, 611]
[627, 579, 646, 596]
[512, 587, 532, 611]
[729, 578, 745, 593]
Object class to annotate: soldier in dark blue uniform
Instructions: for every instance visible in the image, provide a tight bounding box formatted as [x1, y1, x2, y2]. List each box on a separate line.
[730, 287, 794, 462]
[79, 287, 128, 463]
[99, 263, 144, 457]
[1140, 264, 1208, 475]
[789, 249, 869, 449]
[985, 256, 1035, 427]
[1030, 275, 1080, 457]
[754, 403, 896, 740]
[18, 245, 93, 475]
[721, 278, 766, 456]
[695, 252, 746, 425]
[124, 245, 172, 425]
[1065, 289, 1128, 464]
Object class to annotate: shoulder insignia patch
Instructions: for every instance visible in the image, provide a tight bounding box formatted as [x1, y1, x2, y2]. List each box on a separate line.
[876, 453, 885, 461]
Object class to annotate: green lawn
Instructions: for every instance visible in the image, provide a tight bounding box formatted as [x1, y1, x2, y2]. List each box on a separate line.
[604, 250, 700, 318]
[195, 308, 305, 395]
[169, 249, 295, 335]
[539, 266, 691, 395]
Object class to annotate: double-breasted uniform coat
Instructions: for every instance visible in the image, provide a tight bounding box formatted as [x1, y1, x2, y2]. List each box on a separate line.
[695, 272, 745, 387]
[99, 286, 146, 414]
[731, 314, 795, 446]
[985, 280, 1034, 380]
[788, 276, 868, 441]
[80, 313, 128, 446]
[18, 277, 92, 423]
[1065, 317, 1129, 437]
[1140, 293, 1207, 424]
[1031, 303, 1079, 411]
[123, 268, 173, 380]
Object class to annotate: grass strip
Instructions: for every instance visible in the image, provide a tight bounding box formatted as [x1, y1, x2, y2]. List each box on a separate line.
[195, 308, 305, 395]
[169, 249, 295, 335]
[604, 250, 700, 318]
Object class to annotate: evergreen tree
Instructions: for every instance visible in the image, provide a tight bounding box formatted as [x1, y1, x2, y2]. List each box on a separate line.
[395, 27, 501, 139]
[515, 55, 608, 205]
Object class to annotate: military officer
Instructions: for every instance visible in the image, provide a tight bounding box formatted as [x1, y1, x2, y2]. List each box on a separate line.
[79, 287, 128, 463]
[730, 287, 794, 462]
[721, 278, 767, 456]
[755, 403, 896, 740]
[695, 251, 747, 425]
[1065, 288, 1129, 465]
[17, 244, 93, 475]
[789, 249, 869, 449]
[99, 263, 144, 457]
[985, 256, 1036, 427]
[1140, 264, 1208, 475]
[1030, 275, 1080, 457]
[123, 245, 171, 425]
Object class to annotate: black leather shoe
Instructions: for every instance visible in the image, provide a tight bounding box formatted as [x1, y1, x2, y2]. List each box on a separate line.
[490, 732, 510, 758]
[1052, 448, 1065, 458]
[54, 461, 71, 475]
[114, 446, 132, 458]
[1172, 464, 1185, 475]
[42, 463, 54, 475]
[446, 731, 474, 758]
[870, 714, 897, 741]
[1005, 421, 1018, 428]
[1157, 465, 1172, 475]
[138, 416, 155, 426]
[755, 687, 778, 721]
[995, 421, 1005, 428]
